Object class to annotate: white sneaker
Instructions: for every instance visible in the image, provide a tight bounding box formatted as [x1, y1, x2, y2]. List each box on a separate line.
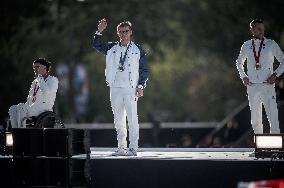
[248, 150, 255, 157]
[112, 148, 127, 156]
[126, 148, 137, 156]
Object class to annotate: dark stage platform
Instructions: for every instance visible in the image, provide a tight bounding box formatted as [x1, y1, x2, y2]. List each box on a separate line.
[87, 148, 284, 188]
[1, 148, 284, 188]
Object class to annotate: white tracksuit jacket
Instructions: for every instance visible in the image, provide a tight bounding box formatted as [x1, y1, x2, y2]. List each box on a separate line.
[236, 37, 284, 133]
[9, 75, 58, 128]
[93, 33, 149, 149]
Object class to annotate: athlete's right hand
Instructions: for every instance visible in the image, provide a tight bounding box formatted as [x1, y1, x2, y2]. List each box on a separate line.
[242, 77, 252, 86]
[98, 18, 107, 33]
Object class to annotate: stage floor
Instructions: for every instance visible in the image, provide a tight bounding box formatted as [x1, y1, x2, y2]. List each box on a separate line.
[83, 148, 284, 188]
[81, 147, 278, 161]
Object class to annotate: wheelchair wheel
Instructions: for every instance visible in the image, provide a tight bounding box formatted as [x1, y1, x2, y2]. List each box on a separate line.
[35, 111, 64, 128]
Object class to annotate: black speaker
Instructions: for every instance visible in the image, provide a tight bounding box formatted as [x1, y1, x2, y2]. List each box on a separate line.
[13, 157, 88, 187]
[11, 128, 90, 187]
[70, 157, 91, 186]
[44, 157, 70, 186]
[13, 157, 45, 186]
[0, 157, 13, 186]
[43, 128, 90, 157]
[45, 157, 89, 187]
[12, 128, 90, 157]
[12, 128, 43, 156]
[0, 129, 5, 155]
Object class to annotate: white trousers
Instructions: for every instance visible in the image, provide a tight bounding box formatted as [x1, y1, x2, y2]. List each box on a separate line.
[110, 87, 139, 149]
[247, 84, 280, 134]
[8, 103, 30, 128]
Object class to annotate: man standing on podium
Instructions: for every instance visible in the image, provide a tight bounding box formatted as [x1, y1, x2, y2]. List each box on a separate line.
[93, 19, 149, 156]
[236, 19, 284, 134]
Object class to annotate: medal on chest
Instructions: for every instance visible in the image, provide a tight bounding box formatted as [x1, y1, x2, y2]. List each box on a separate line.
[118, 42, 131, 72]
[118, 55, 125, 72]
[252, 38, 265, 70]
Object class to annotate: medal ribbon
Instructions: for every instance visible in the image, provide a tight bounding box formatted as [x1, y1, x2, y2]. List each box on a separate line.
[31, 76, 47, 102]
[119, 42, 131, 67]
[252, 38, 264, 67]
[32, 82, 39, 102]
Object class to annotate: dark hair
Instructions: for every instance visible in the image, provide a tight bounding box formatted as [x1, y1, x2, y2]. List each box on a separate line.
[33, 58, 52, 72]
[117, 21, 132, 31]
[250, 19, 264, 28]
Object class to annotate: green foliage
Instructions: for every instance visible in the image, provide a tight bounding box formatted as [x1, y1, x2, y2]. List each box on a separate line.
[1, 0, 283, 123]
[143, 45, 244, 121]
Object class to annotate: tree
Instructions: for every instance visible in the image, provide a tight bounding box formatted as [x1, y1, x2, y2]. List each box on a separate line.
[1, 0, 283, 124]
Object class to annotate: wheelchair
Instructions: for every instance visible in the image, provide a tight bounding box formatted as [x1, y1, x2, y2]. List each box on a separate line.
[22, 111, 65, 128]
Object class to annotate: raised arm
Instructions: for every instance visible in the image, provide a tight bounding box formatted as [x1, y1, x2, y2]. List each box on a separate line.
[93, 18, 116, 55]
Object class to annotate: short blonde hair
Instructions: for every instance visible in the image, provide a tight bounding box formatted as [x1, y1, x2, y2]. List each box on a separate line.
[117, 21, 132, 31]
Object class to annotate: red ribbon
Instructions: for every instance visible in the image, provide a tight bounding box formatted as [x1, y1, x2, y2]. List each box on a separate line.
[252, 38, 264, 67]
[32, 82, 39, 103]
[31, 76, 48, 103]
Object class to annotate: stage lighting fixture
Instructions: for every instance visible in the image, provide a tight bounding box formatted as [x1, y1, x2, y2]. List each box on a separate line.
[254, 134, 284, 159]
[6, 132, 13, 147]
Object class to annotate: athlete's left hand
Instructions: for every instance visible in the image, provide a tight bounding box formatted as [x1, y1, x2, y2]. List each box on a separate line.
[136, 88, 144, 97]
[266, 73, 277, 84]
